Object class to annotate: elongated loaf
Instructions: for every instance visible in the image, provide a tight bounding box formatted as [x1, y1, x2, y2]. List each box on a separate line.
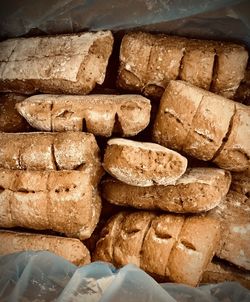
[0, 231, 90, 266]
[103, 138, 187, 186]
[0, 169, 101, 239]
[16, 94, 151, 137]
[0, 93, 31, 132]
[102, 167, 231, 213]
[0, 132, 102, 180]
[93, 211, 220, 286]
[118, 32, 248, 99]
[202, 260, 250, 289]
[0, 31, 113, 94]
[209, 191, 250, 270]
[153, 80, 250, 171]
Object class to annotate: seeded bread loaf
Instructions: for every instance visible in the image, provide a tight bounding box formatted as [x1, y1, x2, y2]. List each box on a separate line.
[0, 230, 90, 266]
[117, 32, 248, 99]
[0, 169, 101, 239]
[16, 94, 151, 137]
[103, 138, 187, 186]
[209, 191, 250, 270]
[0, 132, 103, 182]
[153, 80, 250, 171]
[102, 167, 231, 213]
[0, 31, 113, 95]
[0, 93, 31, 132]
[93, 211, 220, 286]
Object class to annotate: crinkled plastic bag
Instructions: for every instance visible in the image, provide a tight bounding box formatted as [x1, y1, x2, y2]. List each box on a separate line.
[0, 0, 249, 47]
[0, 251, 249, 302]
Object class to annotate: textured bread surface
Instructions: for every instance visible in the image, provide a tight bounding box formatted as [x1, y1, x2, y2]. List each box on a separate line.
[231, 168, 250, 196]
[93, 211, 220, 286]
[0, 230, 90, 266]
[0, 93, 31, 132]
[0, 31, 113, 94]
[0, 132, 103, 181]
[209, 190, 250, 270]
[153, 80, 250, 171]
[16, 94, 151, 137]
[102, 167, 231, 213]
[118, 32, 248, 99]
[103, 138, 187, 186]
[0, 169, 101, 239]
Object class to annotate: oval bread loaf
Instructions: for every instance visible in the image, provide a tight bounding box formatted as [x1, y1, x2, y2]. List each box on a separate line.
[102, 167, 231, 213]
[153, 80, 250, 171]
[16, 94, 151, 137]
[0, 31, 113, 95]
[93, 211, 220, 287]
[0, 169, 101, 240]
[103, 138, 188, 186]
[0, 231, 90, 266]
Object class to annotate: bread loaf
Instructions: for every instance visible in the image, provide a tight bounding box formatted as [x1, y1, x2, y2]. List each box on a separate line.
[0, 93, 31, 132]
[103, 138, 187, 186]
[231, 168, 250, 196]
[0, 230, 90, 266]
[153, 80, 250, 171]
[117, 32, 248, 99]
[16, 94, 151, 137]
[202, 260, 250, 289]
[0, 132, 103, 181]
[102, 167, 231, 213]
[0, 31, 113, 94]
[93, 211, 220, 286]
[209, 191, 250, 270]
[0, 169, 101, 239]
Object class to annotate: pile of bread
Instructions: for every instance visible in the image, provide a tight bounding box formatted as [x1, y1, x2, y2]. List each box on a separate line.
[0, 31, 249, 288]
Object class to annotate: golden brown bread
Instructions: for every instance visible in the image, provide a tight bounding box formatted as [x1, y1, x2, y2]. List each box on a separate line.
[16, 94, 151, 137]
[102, 167, 231, 213]
[93, 211, 220, 287]
[0, 230, 90, 266]
[0, 93, 31, 132]
[0, 169, 101, 239]
[0, 132, 103, 181]
[0, 31, 113, 95]
[103, 138, 188, 186]
[117, 32, 248, 99]
[153, 80, 250, 171]
[209, 191, 250, 270]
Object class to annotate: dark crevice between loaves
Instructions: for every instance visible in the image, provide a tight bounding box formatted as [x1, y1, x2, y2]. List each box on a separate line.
[209, 51, 219, 92]
[211, 105, 236, 161]
[0, 186, 4, 194]
[82, 118, 88, 132]
[51, 144, 59, 170]
[113, 113, 123, 135]
[177, 48, 186, 80]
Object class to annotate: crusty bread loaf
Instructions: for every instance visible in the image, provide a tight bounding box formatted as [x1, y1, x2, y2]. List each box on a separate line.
[117, 32, 248, 99]
[0, 132, 103, 181]
[0, 169, 101, 239]
[0, 230, 90, 266]
[153, 80, 250, 171]
[103, 138, 187, 186]
[102, 167, 231, 213]
[202, 260, 250, 289]
[0, 31, 113, 95]
[16, 94, 151, 137]
[0, 93, 31, 132]
[93, 211, 220, 286]
[209, 191, 250, 270]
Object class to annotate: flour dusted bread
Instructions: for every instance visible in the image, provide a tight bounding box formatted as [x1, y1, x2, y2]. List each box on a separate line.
[93, 211, 220, 286]
[0, 31, 113, 94]
[209, 191, 250, 270]
[117, 32, 248, 99]
[202, 260, 250, 289]
[0, 231, 90, 266]
[16, 94, 151, 137]
[0, 132, 103, 180]
[0, 93, 31, 132]
[103, 138, 187, 186]
[102, 167, 231, 213]
[153, 80, 250, 171]
[0, 169, 101, 239]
